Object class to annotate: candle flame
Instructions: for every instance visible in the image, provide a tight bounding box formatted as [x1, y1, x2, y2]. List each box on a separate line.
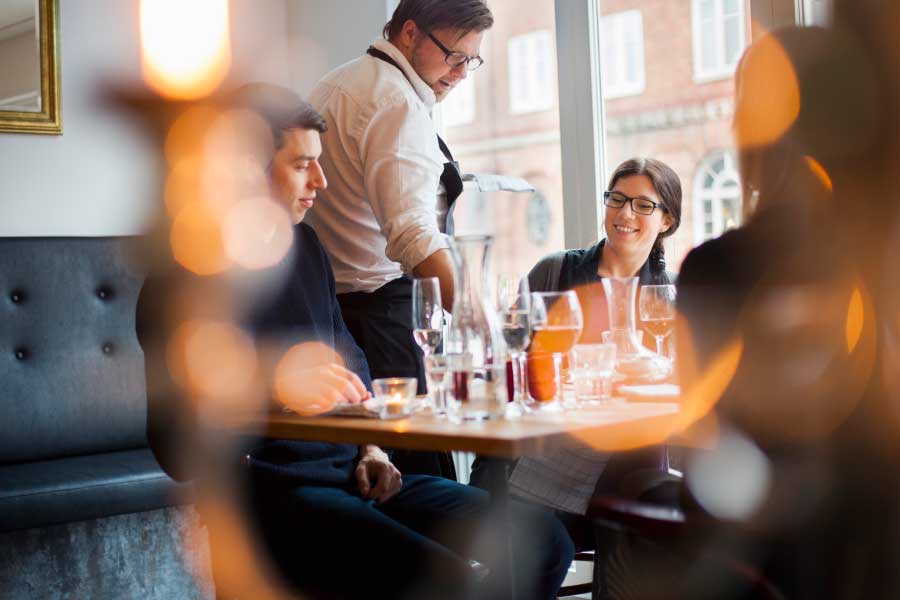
[140, 0, 231, 99]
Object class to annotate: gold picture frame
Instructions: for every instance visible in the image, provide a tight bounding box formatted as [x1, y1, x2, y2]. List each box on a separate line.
[0, 0, 61, 135]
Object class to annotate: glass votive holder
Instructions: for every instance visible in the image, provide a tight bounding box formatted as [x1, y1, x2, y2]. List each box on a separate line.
[372, 377, 418, 419]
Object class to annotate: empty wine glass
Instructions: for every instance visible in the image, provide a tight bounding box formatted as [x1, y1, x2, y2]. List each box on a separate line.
[496, 273, 531, 416]
[529, 290, 583, 411]
[638, 284, 677, 358]
[412, 277, 443, 357]
[413, 277, 444, 411]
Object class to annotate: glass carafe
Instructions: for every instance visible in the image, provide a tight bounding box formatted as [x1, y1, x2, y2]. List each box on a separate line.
[446, 235, 507, 420]
[601, 276, 646, 359]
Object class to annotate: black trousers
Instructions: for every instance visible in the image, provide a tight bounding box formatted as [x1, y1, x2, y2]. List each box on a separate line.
[338, 276, 457, 480]
[247, 473, 575, 600]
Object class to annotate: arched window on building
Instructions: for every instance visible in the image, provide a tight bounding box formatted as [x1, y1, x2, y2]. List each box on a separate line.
[693, 151, 742, 243]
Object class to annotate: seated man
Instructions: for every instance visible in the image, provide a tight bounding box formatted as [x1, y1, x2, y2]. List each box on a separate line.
[139, 84, 574, 600]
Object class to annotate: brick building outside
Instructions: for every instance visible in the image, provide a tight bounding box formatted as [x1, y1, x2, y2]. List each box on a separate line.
[443, 0, 750, 276]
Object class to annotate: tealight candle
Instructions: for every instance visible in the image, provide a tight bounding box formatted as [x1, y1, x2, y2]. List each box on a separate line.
[372, 377, 417, 419]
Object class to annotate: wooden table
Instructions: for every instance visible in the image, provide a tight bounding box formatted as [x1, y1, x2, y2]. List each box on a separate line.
[237, 400, 680, 599]
[257, 401, 680, 458]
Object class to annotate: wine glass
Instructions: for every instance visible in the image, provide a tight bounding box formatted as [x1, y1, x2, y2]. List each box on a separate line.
[638, 284, 679, 477]
[496, 273, 531, 416]
[528, 290, 583, 411]
[413, 277, 443, 411]
[412, 277, 443, 357]
[638, 284, 677, 358]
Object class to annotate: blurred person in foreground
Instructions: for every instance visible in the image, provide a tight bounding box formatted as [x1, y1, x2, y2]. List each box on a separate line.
[306, 0, 494, 479]
[651, 24, 887, 599]
[137, 84, 573, 600]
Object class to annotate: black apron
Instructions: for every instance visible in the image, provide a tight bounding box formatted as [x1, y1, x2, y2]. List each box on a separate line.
[334, 47, 464, 481]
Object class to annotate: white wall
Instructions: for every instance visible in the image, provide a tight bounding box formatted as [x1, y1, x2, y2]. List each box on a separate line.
[287, 0, 389, 95]
[0, 0, 291, 237]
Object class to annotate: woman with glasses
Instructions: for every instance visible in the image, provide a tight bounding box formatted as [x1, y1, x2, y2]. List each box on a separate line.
[528, 157, 682, 336]
[470, 158, 683, 549]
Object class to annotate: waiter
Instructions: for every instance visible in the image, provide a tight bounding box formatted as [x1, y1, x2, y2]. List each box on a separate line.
[307, 0, 493, 477]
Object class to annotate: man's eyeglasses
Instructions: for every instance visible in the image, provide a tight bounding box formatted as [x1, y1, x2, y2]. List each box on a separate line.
[428, 32, 484, 71]
[603, 191, 668, 215]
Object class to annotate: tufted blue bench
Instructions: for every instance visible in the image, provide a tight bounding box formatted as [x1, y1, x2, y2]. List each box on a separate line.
[0, 237, 212, 599]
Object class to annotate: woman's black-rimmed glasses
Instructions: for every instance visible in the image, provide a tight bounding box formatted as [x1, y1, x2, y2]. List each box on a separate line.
[603, 191, 668, 215]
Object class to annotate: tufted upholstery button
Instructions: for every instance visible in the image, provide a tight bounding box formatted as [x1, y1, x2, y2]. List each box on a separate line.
[14, 348, 28, 360]
[102, 343, 114, 355]
[97, 287, 113, 300]
[11, 290, 24, 303]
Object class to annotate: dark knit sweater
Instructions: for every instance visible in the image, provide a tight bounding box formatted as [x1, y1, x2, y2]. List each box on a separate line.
[246, 223, 372, 487]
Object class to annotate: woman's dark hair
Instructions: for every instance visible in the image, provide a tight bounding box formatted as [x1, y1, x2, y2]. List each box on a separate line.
[384, 0, 493, 41]
[607, 158, 682, 273]
[227, 83, 327, 151]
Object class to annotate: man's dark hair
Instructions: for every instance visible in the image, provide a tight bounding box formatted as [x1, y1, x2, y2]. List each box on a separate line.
[228, 83, 327, 150]
[383, 0, 493, 41]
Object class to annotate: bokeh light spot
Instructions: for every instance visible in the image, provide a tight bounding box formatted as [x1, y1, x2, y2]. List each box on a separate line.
[274, 343, 345, 416]
[805, 155, 833, 192]
[170, 201, 232, 275]
[165, 105, 221, 166]
[846, 287, 864, 354]
[734, 33, 800, 148]
[166, 319, 257, 401]
[686, 426, 772, 521]
[140, 0, 231, 99]
[223, 197, 294, 270]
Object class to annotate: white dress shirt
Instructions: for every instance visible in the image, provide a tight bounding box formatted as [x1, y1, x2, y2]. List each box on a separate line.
[306, 38, 450, 294]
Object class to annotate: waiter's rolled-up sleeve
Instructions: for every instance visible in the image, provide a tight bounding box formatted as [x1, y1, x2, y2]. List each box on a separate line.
[361, 96, 449, 273]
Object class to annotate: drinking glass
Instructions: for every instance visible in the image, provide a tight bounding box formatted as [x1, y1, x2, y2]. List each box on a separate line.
[423, 354, 451, 416]
[496, 273, 531, 416]
[528, 290, 583, 411]
[639, 285, 677, 358]
[412, 277, 443, 357]
[572, 343, 617, 405]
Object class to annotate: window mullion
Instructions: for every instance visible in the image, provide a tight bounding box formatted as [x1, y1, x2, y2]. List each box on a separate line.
[555, 0, 606, 248]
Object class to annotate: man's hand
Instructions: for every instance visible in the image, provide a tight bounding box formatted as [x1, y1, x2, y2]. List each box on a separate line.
[276, 363, 370, 416]
[355, 445, 402, 503]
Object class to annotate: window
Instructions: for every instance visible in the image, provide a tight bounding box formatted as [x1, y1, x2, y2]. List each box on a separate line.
[692, 0, 746, 81]
[508, 30, 556, 115]
[442, 74, 476, 128]
[693, 151, 742, 242]
[594, 0, 749, 270]
[801, 0, 832, 25]
[600, 10, 645, 99]
[442, 2, 565, 281]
